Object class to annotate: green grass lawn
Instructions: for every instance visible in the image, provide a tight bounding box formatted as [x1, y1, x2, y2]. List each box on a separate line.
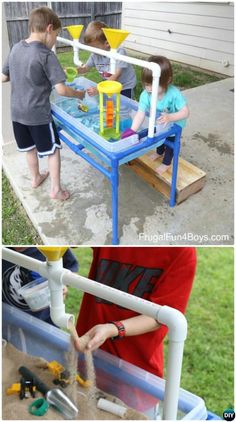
[2, 171, 42, 245]
[65, 247, 234, 417]
[2, 49, 223, 244]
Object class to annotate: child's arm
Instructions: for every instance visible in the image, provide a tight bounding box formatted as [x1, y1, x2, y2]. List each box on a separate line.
[55, 82, 85, 99]
[75, 315, 160, 352]
[107, 68, 122, 81]
[157, 105, 190, 125]
[2, 73, 10, 82]
[121, 110, 146, 139]
[131, 110, 146, 131]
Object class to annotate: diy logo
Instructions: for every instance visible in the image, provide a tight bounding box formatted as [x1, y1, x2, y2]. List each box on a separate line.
[223, 409, 235, 421]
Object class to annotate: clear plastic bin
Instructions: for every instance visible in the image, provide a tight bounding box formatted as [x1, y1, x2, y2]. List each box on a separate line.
[50, 77, 167, 153]
[2, 303, 207, 420]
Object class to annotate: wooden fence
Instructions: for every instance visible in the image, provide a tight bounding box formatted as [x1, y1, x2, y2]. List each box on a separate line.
[4, 2, 122, 47]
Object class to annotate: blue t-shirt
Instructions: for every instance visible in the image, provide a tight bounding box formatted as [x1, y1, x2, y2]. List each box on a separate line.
[139, 84, 187, 128]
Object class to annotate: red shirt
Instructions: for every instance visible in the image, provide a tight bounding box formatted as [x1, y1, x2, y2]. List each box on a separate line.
[77, 247, 196, 378]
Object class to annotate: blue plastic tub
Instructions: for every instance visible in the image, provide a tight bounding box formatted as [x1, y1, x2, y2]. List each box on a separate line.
[2, 303, 208, 420]
[207, 411, 222, 420]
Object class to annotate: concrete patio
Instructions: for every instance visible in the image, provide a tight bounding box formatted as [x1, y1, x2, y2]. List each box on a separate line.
[2, 77, 234, 245]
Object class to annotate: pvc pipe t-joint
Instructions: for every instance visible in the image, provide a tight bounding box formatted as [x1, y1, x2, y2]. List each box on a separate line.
[46, 260, 75, 329]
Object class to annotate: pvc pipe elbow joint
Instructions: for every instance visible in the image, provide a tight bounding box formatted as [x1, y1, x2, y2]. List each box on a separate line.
[50, 306, 75, 329]
[73, 42, 83, 67]
[148, 62, 161, 78]
[157, 305, 187, 342]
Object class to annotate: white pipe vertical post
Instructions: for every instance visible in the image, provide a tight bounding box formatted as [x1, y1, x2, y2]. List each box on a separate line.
[148, 74, 159, 138]
[163, 341, 185, 419]
[46, 259, 75, 328]
[110, 48, 117, 74]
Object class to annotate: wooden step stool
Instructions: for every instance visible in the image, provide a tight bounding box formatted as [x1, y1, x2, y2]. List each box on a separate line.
[129, 152, 206, 205]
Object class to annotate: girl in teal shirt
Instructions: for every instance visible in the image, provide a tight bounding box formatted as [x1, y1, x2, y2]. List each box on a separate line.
[122, 56, 189, 175]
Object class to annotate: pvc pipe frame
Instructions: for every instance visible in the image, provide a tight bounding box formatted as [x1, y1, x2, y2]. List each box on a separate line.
[2, 248, 187, 420]
[56, 36, 160, 139]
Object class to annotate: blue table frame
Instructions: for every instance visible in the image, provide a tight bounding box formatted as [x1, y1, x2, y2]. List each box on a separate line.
[52, 108, 182, 245]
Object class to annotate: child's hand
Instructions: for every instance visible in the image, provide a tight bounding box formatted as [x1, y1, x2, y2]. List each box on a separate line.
[157, 113, 172, 127]
[121, 128, 137, 139]
[76, 90, 85, 100]
[75, 323, 118, 352]
[87, 87, 98, 97]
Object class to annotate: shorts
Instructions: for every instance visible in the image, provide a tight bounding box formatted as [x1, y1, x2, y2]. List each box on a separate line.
[12, 120, 61, 157]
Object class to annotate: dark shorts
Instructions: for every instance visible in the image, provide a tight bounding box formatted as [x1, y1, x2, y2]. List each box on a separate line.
[121, 88, 134, 99]
[12, 120, 61, 157]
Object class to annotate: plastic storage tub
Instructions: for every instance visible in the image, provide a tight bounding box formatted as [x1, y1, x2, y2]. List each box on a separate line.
[50, 77, 168, 154]
[18, 277, 50, 311]
[2, 303, 207, 420]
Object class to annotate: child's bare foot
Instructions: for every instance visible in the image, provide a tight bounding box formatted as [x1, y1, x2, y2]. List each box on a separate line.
[149, 152, 163, 161]
[50, 190, 70, 201]
[155, 163, 171, 175]
[32, 171, 49, 188]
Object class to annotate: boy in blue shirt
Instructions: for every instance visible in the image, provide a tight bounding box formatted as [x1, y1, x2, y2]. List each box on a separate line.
[122, 56, 189, 174]
[2, 7, 85, 200]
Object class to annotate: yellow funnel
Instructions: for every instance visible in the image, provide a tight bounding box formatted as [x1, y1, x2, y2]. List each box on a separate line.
[38, 247, 68, 261]
[64, 25, 84, 39]
[97, 80, 122, 95]
[102, 28, 129, 49]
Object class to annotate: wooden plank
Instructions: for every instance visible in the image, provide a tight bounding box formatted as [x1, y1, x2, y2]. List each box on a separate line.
[129, 153, 206, 205]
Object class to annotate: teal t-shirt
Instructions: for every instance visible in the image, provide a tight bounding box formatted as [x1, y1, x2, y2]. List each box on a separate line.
[138, 84, 187, 128]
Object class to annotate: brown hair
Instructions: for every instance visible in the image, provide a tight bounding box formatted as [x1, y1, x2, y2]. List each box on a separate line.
[141, 56, 173, 90]
[29, 6, 61, 33]
[84, 21, 108, 45]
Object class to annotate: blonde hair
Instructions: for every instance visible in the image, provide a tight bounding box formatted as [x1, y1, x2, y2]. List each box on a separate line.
[84, 21, 108, 45]
[29, 6, 61, 33]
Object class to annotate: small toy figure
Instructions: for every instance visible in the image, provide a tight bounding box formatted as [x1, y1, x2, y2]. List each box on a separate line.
[78, 103, 89, 112]
[19, 377, 36, 400]
[6, 379, 36, 399]
[46, 360, 90, 388]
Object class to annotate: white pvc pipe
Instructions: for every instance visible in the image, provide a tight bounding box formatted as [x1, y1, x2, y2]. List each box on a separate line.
[110, 48, 117, 74]
[163, 340, 185, 420]
[97, 398, 127, 417]
[2, 248, 47, 276]
[46, 259, 75, 328]
[2, 248, 186, 420]
[56, 36, 160, 138]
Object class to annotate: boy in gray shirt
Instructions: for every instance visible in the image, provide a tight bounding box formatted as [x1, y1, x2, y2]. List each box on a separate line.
[2, 6, 84, 200]
[77, 21, 136, 99]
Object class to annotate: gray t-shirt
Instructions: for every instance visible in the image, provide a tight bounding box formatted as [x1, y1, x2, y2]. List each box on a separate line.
[2, 40, 66, 125]
[86, 47, 136, 91]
